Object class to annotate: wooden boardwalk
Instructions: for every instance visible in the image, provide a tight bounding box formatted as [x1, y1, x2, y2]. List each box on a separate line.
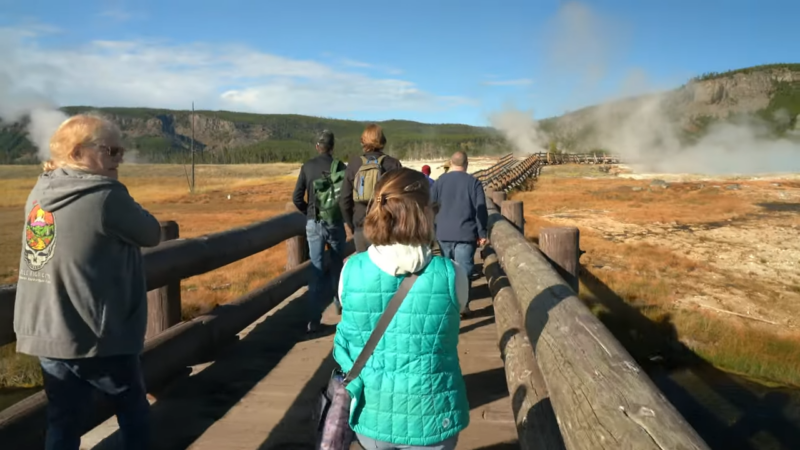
[82, 262, 518, 450]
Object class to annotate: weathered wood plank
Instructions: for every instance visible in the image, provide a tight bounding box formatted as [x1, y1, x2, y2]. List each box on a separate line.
[146, 221, 182, 339]
[284, 202, 309, 270]
[538, 227, 580, 294]
[487, 210, 709, 450]
[482, 246, 564, 450]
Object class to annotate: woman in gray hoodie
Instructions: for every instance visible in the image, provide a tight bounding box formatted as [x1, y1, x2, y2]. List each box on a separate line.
[13, 114, 161, 450]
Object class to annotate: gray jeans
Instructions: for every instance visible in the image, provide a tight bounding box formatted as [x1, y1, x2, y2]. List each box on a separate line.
[356, 433, 458, 450]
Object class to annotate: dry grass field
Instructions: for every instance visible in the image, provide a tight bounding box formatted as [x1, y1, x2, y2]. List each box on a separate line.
[515, 164, 800, 387]
[4, 158, 799, 392]
[0, 163, 302, 390]
[0, 163, 303, 314]
[0, 158, 500, 391]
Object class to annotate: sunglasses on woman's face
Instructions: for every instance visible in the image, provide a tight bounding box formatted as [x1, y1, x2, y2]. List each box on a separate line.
[97, 145, 125, 157]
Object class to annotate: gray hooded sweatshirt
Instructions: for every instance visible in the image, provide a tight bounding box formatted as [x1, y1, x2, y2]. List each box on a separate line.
[14, 167, 161, 359]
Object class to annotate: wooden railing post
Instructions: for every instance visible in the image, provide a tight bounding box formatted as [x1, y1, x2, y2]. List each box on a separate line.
[146, 221, 181, 339]
[539, 227, 580, 294]
[285, 202, 308, 270]
[484, 189, 497, 209]
[500, 200, 524, 235]
[492, 191, 507, 206]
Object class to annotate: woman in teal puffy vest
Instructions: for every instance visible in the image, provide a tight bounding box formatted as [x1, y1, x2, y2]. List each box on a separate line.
[333, 168, 471, 450]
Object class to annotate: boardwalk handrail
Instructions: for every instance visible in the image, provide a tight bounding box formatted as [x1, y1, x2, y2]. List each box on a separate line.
[0, 235, 352, 450]
[486, 203, 709, 449]
[0, 211, 307, 347]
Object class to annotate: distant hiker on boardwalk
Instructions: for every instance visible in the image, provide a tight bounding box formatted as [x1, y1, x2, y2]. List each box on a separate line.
[333, 168, 470, 449]
[421, 164, 435, 188]
[431, 151, 488, 315]
[14, 114, 161, 450]
[292, 130, 348, 333]
[339, 124, 402, 253]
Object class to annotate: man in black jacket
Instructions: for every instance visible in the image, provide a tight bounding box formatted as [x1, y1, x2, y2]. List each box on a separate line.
[292, 130, 347, 333]
[339, 124, 402, 253]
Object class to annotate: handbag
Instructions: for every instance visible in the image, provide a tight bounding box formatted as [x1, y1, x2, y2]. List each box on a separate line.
[315, 274, 419, 450]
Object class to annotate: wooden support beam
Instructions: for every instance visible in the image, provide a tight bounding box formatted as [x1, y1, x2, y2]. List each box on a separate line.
[146, 221, 182, 339]
[492, 191, 507, 206]
[539, 227, 580, 294]
[500, 200, 524, 236]
[284, 202, 309, 270]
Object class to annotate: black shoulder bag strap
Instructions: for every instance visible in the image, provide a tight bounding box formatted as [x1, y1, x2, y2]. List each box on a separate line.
[343, 274, 419, 384]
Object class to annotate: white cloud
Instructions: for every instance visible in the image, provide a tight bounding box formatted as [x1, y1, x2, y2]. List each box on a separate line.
[482, 78, 534, 86]
[0, 25, 472, 117]
[97, 0, 145, 22]
[328, 55, 404, 75]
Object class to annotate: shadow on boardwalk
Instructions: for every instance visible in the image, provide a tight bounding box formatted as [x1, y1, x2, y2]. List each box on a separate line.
[581, 268, 800, 450]
[92, 291, 332, 450]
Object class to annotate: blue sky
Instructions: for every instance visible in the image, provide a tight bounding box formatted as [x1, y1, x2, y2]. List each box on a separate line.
[1, 0, 797, 126]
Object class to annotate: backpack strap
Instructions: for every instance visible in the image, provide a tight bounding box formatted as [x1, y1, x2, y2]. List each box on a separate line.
[330, 158, 341, 175]
[344, 274, 419, 384]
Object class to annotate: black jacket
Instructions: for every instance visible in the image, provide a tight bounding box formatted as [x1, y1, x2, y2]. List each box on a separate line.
[339, 151, 402, 229]
[292, 153, 347, 220]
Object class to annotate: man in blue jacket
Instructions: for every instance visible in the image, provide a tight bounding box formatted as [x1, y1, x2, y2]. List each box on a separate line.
[431, 151, 488, 314]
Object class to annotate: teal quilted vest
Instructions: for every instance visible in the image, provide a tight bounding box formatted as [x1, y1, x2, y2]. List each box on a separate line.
[333, 252, 470, 446]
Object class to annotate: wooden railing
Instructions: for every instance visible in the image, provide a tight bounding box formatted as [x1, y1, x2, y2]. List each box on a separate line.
[532, 152, 623, 165]
[482, 163, 709, 449]
[0, 154, 706, 450]
[0, 203, 348, 449]
[473, 153, 515, 180]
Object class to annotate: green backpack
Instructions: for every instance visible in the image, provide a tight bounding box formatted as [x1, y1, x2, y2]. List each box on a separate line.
[312, 159, 346, 225]
[353, 155, 386, 203]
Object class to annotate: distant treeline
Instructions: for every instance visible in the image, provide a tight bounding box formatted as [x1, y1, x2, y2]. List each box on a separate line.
[1, 107, 516, 165]
[691, 63, 800, 82]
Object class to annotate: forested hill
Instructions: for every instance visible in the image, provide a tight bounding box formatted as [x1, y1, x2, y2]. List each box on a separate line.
[0, 107, 513, 165]
[539, 63, 800, 152]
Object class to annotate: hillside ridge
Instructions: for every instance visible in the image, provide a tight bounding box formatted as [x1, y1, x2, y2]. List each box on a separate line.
[2, 63, 799, 163]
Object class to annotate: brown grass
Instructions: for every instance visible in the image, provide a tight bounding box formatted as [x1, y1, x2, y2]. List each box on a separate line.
[513, 165, 800, 387]
[0, 164, 300, 391]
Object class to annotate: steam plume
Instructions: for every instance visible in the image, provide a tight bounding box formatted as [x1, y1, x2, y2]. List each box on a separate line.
[488, 109, 548, 156]
[489, 1, 800, 175]
[0, 72, 67, 162]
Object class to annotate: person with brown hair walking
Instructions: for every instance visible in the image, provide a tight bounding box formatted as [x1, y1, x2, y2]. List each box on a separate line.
[339, 124, 402, 253]
[333, 168, 470, 449]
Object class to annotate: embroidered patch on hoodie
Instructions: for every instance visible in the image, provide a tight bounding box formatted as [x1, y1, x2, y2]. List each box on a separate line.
[24, 202, 57, 271]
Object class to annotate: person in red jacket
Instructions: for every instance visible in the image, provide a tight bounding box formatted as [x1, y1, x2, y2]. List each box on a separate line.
[421, 164, 435, 188]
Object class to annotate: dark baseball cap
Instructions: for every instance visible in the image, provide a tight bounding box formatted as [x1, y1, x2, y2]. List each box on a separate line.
[316, 129, 334, 149]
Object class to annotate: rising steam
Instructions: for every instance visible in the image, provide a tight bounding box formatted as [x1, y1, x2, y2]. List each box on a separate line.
[488, 109, 548, 156]
[489, 1, 800, 175]
[0, 73, 67, 162]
